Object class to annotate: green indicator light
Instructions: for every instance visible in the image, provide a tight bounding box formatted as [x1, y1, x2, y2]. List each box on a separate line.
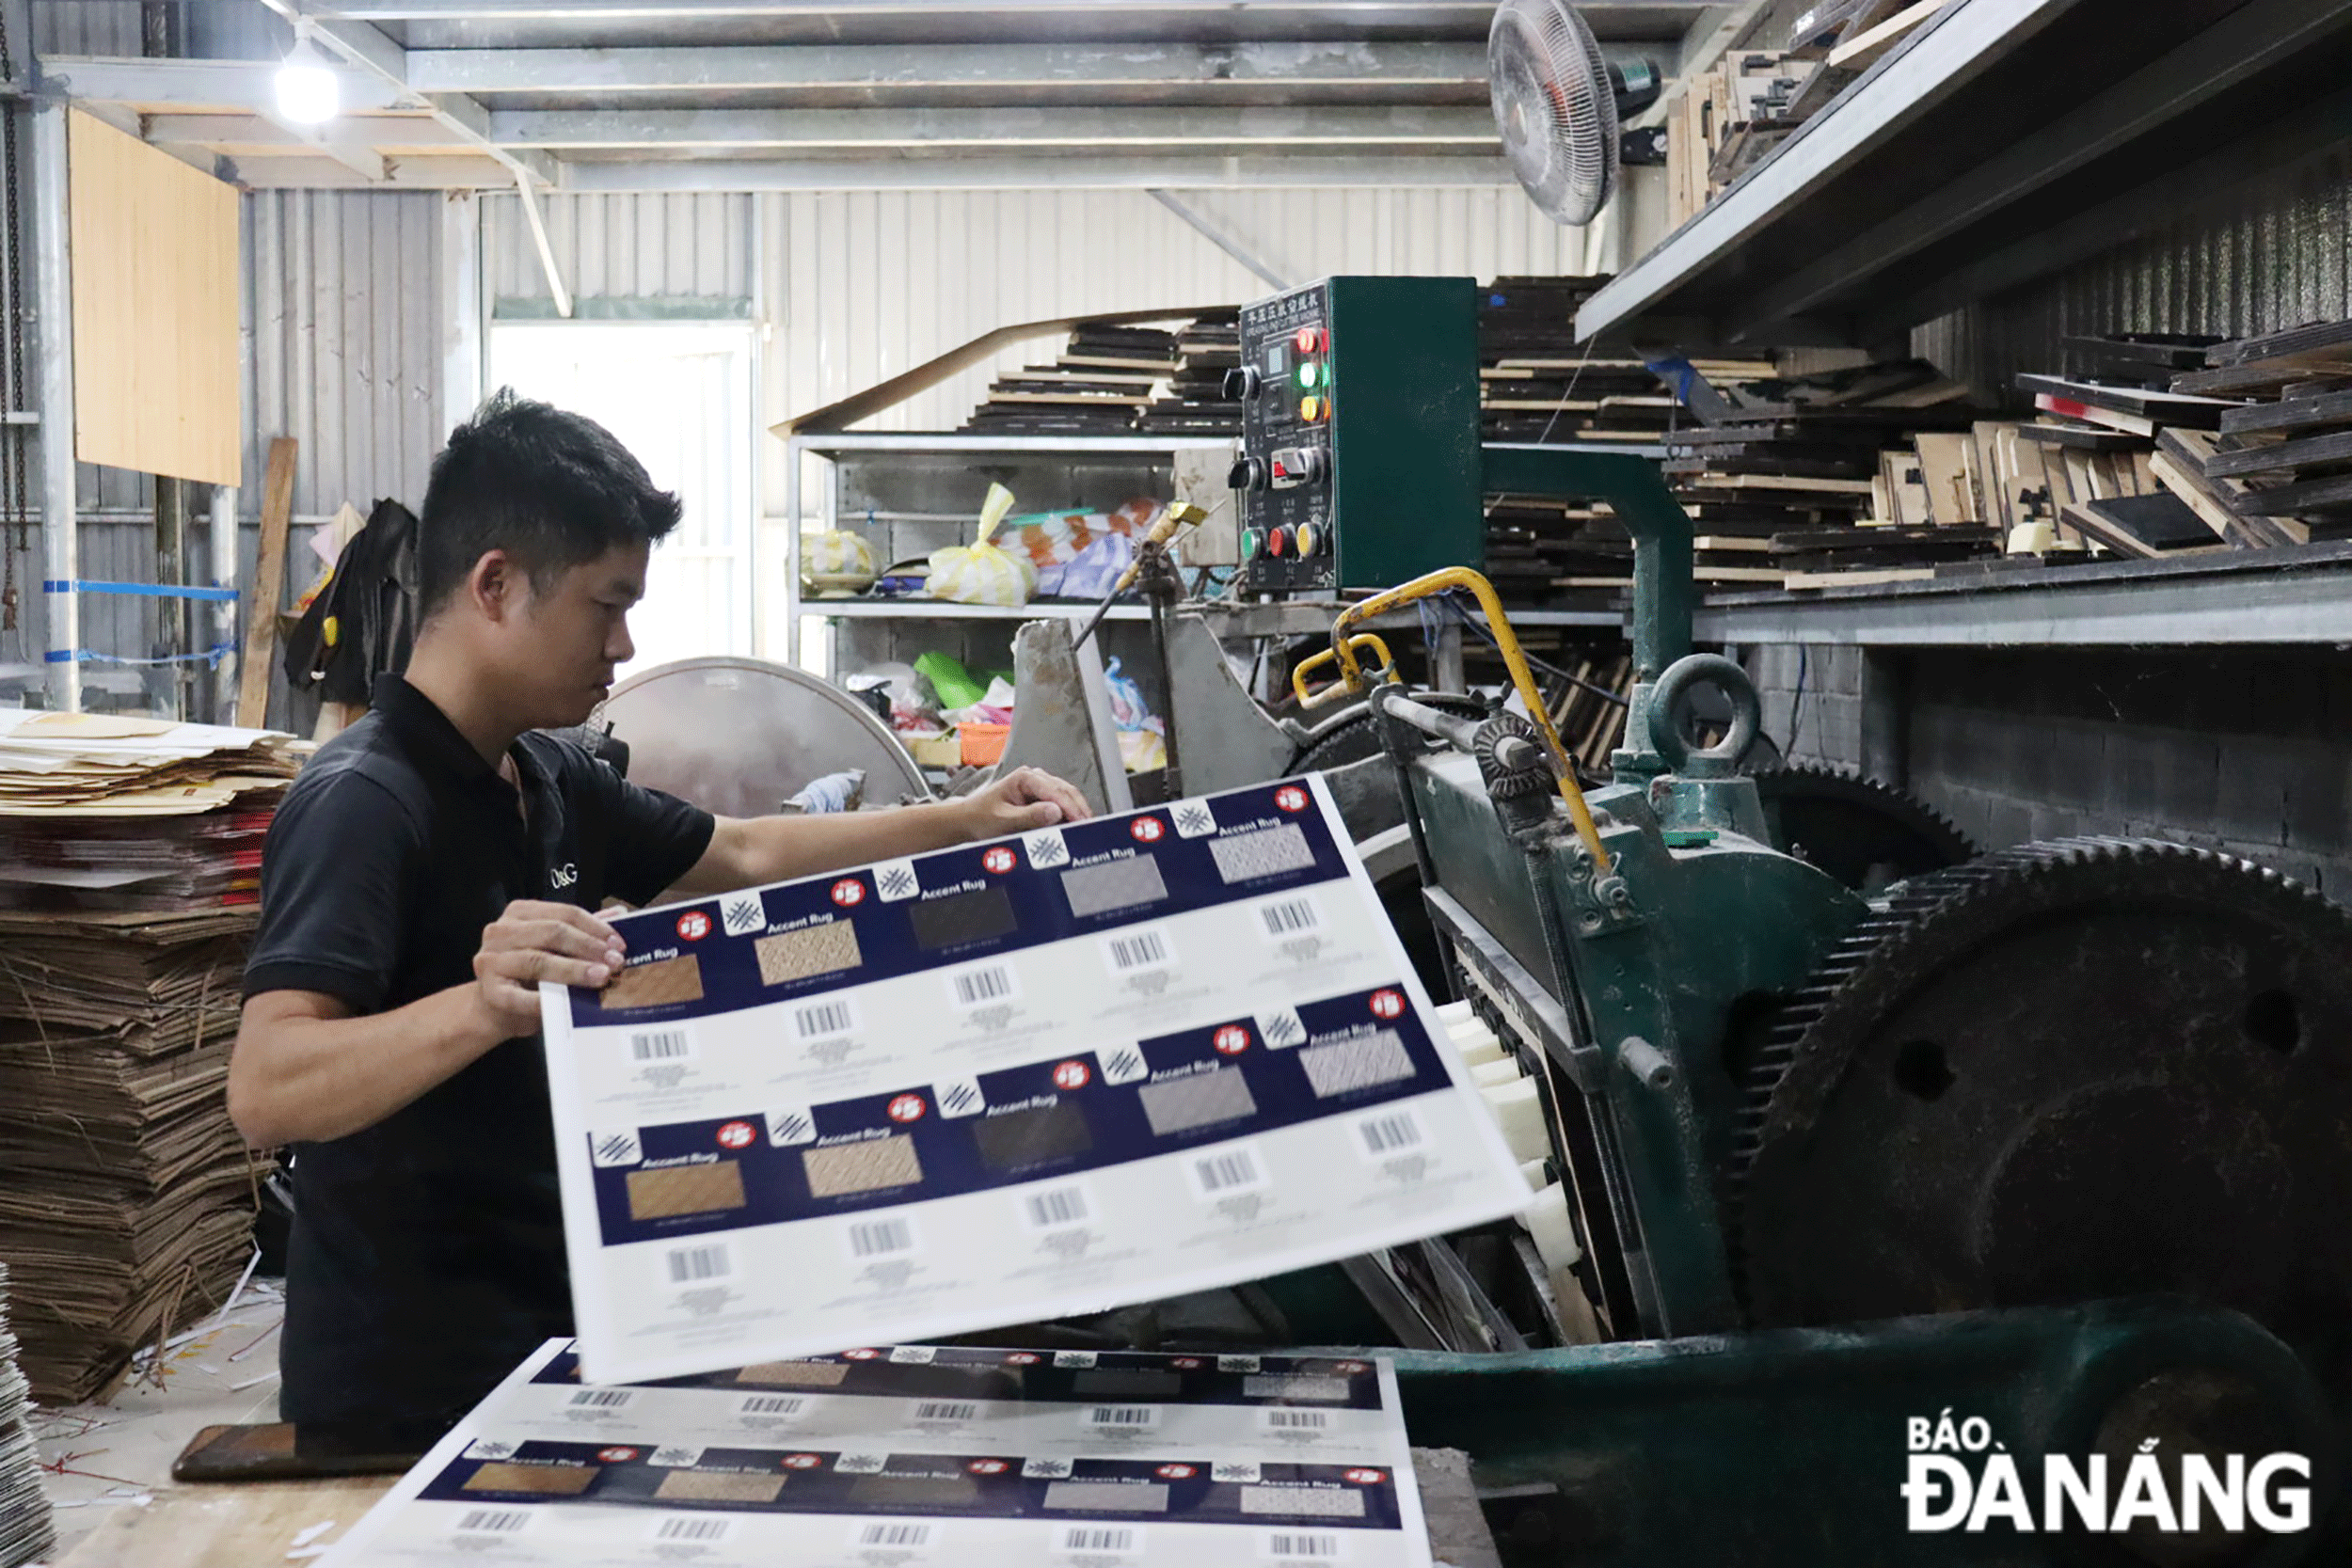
[1296, 362, 1322, 390]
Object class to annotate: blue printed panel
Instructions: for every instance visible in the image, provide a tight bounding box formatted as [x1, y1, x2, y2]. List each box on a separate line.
[568, 783, 1350, 1032]
[585, 983, 1449, 1248]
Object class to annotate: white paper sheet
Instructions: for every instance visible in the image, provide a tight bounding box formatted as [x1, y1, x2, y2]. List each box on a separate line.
[542, 775, 1530, 1384]
[316, 1339, 1435, 1568]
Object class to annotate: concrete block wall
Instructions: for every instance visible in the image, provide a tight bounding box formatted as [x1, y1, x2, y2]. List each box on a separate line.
[1740, 644, 2352, 900]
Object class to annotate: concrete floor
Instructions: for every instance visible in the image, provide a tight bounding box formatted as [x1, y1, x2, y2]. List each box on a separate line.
[31, 1279, 284, 1560]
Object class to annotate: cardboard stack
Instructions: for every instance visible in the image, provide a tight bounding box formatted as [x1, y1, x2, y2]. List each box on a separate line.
[0, 1263, 51, 1568]
[0, 710, 297, 1401]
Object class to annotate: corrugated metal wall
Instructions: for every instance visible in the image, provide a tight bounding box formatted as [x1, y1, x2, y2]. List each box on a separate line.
[30, 0, 141, 57]
[483, 184, 1605, 543]
[0, 186, 441, 699]
[752, 187, 1600, 448]
[244, 189, 444, 520]
[486, 192, 755, 313]
[1915, 145, 2352, 402]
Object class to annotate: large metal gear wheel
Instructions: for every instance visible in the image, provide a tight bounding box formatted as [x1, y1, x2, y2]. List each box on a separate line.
[1729, 838, 2352, 1368]
[1751, 764, 1974, 894]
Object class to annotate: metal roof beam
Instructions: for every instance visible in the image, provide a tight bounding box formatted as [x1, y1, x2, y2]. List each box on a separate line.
[490, 103, 1496, 147]
[326, 1, 1510, 14]
[558, 152, 1517, 190]
[38, 55, 409, 112]
[144, 112, 473, 148]
[248, 0, 560, 183]
[406, 39, 1487, 93]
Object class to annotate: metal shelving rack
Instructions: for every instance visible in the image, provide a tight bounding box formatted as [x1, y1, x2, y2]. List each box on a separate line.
[1578, 0, 2352, 349]
[1566, 0, 2352, 652]
[781, 432, 1232, 674]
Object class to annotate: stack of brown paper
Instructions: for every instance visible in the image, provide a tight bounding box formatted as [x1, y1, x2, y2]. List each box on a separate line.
[0, 1261, 54, 1568]
[0, 703, 288, 1401]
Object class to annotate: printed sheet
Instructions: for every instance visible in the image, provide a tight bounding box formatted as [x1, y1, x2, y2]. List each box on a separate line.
[316, 1339, 1435, 1568]
[541, 776, 1529, 1383]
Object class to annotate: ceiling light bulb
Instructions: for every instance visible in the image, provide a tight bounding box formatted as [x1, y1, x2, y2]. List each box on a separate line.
[276, 34, 340, 125]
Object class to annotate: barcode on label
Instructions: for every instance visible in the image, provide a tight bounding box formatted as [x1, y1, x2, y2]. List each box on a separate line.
[915, 1401, 978, 1421]
[1264, 1532, 1343, 1560]
[567, 1388, 630, 1408]
[1023, 1185, 1090, 1229]
[953, 964, 1016, 1006]
[656, 1517, 732, 1543]
[849, 1217, 914, 1258]
[1358, 1111, 1424, 1156]
[1085, 1405, 1158, 1428]
[1191, 1146, 1264, 1196]
[1059, 1526, 1139, 1554]
[859, 1522, 936, 1547]
[740, 1395, 804, 1417]
[630, 1029, 691, 1061]
[1265, 1409, 1330, 1430]
[1258, 897, 1321, 938]
[665, 1243, 731, 1284]
[794, 1000, 856, 1039]
[454, 1510, 531, 1534]
[1104, 928, 1171, 972]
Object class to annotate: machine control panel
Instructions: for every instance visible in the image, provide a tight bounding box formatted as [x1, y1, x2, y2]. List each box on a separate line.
[1232, 277, 1482, 595]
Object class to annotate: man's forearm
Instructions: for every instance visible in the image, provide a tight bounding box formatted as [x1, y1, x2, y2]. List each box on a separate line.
[228, 984, 511, 1148]
[673, 799, 978, 895]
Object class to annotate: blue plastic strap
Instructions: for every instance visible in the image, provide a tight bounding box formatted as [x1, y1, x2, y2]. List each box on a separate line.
[43, 578, 239, 603]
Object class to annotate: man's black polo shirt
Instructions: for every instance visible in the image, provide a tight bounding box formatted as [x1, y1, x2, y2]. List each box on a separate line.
[244, 674, 714, 1441]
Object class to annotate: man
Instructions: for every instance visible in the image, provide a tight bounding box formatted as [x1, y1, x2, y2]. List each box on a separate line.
[230, 392, 1089, 1447]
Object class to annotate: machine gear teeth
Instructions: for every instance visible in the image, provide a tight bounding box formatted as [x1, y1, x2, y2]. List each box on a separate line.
[1750, 764, 1975, 894]
[1723, 837, 2352, 1345]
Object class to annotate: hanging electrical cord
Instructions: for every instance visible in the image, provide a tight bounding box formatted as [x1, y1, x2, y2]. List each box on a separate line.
[1436, 590, 1629, 705]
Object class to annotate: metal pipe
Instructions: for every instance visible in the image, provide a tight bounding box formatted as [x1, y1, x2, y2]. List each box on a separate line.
[514, 168, 574, 319]
[32, 99, 75, 711]
[1146, 189, 1289, 291]
[210, 484, 238, 723]
[1380, 690, 1481, 752]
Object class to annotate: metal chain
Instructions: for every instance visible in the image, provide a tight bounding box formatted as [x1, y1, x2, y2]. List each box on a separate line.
[0, 6, 21, 637]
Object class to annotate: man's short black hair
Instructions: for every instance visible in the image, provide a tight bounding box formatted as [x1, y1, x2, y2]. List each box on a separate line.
[418, 389, 683, 615]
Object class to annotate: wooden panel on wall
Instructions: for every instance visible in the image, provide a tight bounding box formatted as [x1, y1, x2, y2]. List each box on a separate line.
[69, 110, 242, 486]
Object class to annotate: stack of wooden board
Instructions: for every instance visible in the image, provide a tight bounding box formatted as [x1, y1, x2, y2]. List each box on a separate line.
[960, 324, 1181, 435]
[1136, 313, 1242, 436]
[1667, 49, 1823, 227]
[1485, 495, 1634, 602]
[0, 906, 262, 1402]
[0, 1263, 51, 1568]
[2166, 320, 2352, 539]
[1663, 358, 1995, 586]
[1477, 276, 1698, 446]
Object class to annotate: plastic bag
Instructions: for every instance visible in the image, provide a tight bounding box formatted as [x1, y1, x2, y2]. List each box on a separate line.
[1038, 531, 1137, 600]
[929, 483, 1038, 607]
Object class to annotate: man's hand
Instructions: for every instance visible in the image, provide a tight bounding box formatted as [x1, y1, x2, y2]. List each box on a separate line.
[472, 899, 628, 1036]
[957, 767, 1093, 839]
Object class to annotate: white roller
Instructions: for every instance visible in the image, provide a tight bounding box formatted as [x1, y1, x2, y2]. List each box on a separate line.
[1521, 1182, 1582, 1270]
[1435, 1000, 1475, 1026]
[1450, 1022, 1505, 1066]
[1470, 1056, 1523, 1088]
[1482, 1076, 1549, 1164]
[1518, 1158, 1549, 1189]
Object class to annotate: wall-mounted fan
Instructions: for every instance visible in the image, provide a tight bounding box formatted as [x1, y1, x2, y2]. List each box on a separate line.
[1489, 0, 1662, 226]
